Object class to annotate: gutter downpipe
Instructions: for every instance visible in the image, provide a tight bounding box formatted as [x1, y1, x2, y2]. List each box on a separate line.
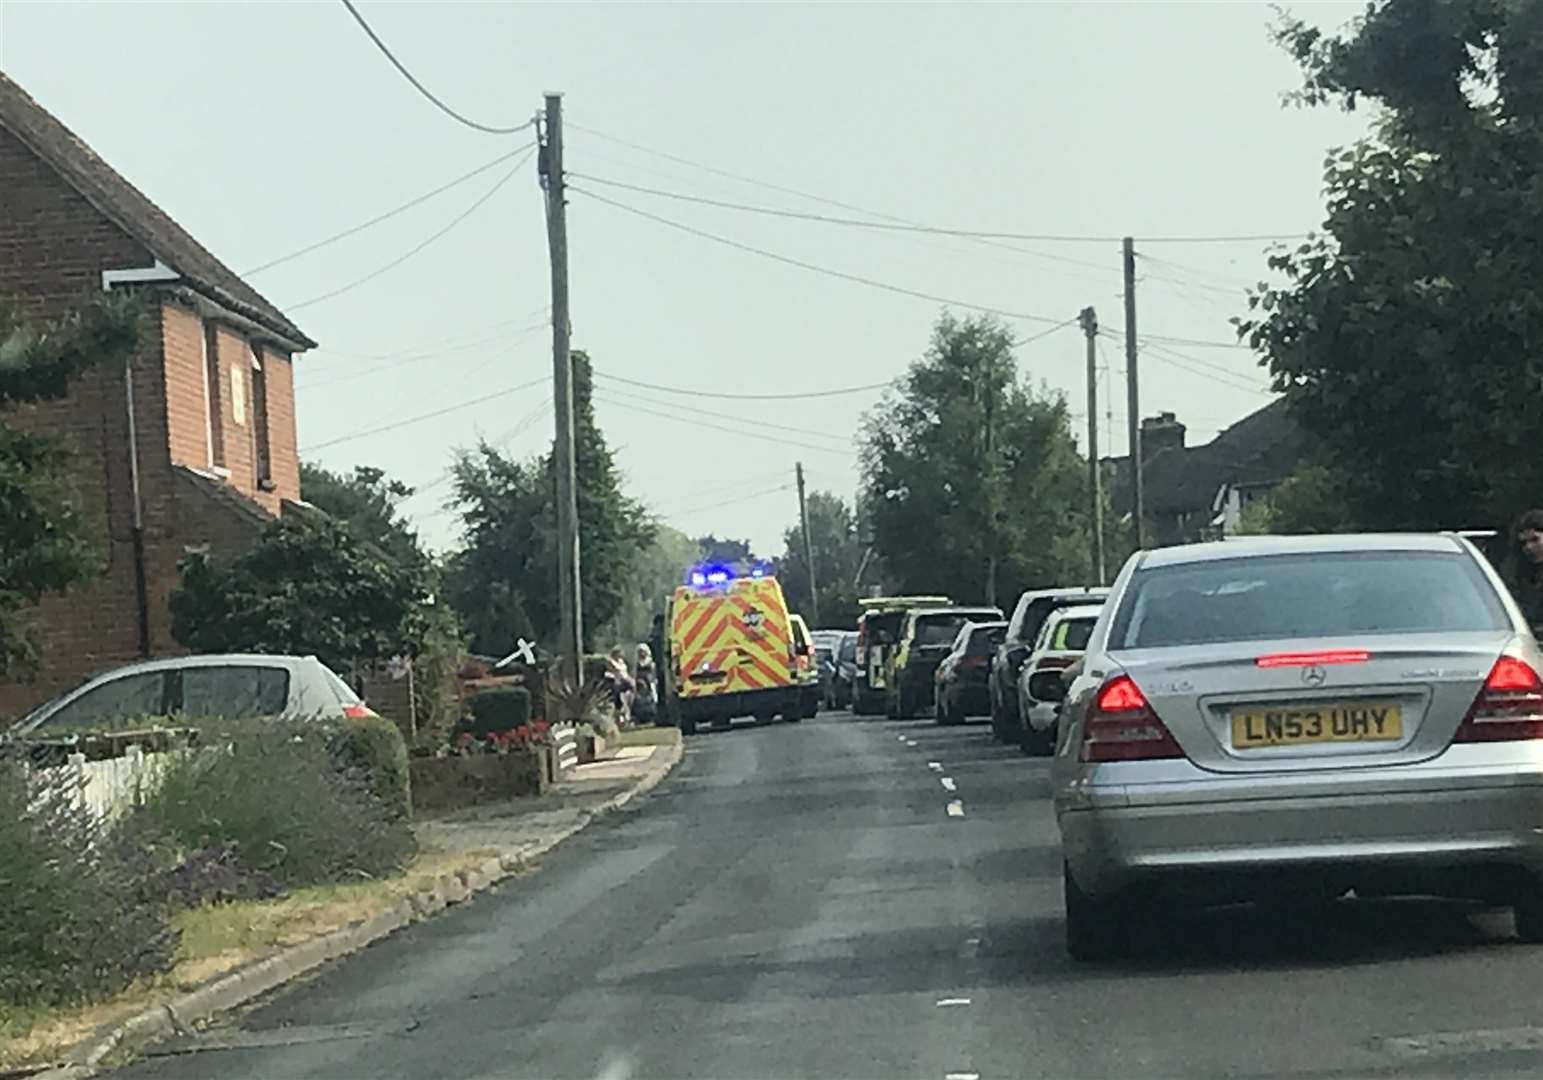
[102, 261, 180, 658]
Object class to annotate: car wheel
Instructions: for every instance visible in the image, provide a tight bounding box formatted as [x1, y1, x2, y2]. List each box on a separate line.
[680, 716, 698, 736]
[1064, 861, 1125, 962]
[1514, 881, 1543, 943]
[1020, 722, 1055, 757]
[934, 692, 949, 726]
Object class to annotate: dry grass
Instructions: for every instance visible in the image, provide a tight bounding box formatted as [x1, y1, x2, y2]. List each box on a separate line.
[0, 843, 506, 1072]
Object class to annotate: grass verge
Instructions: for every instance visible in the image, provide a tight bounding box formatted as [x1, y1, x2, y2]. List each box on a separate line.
[0, 843, 506, 1073]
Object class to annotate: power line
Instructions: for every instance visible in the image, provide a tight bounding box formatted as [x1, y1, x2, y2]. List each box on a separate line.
[302, 375, 548, 452]
[401, 394, 555, 502]
[338, 0, 533, 136]
[590, 369, 892, 402]
[1117, 333, 1275, 397]
[243, 145, 534, 277]
[665, 482, 797, 519]
[588, 388, 855, 459]
[566, 124, 1308, 244]
[299, 318, 549, 391]
[286, 147, 532, 311]
[591, 379, 853, 446]
[570, 185, 1070, 328]
[313, 308, 550, 362]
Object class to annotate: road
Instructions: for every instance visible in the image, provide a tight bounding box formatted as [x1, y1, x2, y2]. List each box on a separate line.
[120, 713, 1543, 1080]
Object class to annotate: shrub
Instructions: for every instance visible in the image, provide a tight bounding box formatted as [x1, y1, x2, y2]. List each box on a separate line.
[137, 720, 414, 889]
[332, 711, 412, 823]
[460, 687, 531, 739]
[0, 756, 177, 1010]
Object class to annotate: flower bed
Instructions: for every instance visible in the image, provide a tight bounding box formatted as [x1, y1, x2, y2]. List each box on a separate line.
[408, 747, 550, 813]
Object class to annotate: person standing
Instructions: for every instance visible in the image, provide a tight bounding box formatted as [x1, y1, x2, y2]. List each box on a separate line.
[1502, 509, 1543, 632]
[605, 646, 635, 727]
[632, 643, 659, 725]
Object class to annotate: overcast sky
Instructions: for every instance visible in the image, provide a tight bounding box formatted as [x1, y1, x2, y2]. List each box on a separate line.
[0, 1, 1369, 556]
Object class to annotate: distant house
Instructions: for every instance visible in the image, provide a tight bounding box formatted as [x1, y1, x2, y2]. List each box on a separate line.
[0, 72, 316, 716]
[1107, 401, 1311, 547]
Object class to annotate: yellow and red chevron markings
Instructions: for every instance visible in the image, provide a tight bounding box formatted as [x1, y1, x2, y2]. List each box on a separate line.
[672, 579, 794, 699]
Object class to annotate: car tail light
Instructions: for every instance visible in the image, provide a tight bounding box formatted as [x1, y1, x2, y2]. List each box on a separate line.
[1255, 650, 1370, 668]
[1455, 656, 1543, 742]
[1080, 675, 1183, 763]
[342, 703, 377, 720]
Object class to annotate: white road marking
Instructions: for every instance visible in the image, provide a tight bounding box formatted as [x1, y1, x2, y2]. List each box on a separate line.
[959, 936, 982, 959]
[1379, 1027, 1543, 1058]
[945, 1073, 980, 1080]
[927, 761, 943, 771]
[904, 739, 918, 747]
[898, 735, 908, 742]
[935, 997, 971, 1008]
[940, 777, 957, 792]
[946, 800, 965, 817]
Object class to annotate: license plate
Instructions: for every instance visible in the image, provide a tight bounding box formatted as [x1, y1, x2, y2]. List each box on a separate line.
[1231, 702, 1403, 749]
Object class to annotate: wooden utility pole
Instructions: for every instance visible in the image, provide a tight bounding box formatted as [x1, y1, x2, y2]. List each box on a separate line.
[1080, 306, 1106, 585]
[982, 354, 997, 607]
[541, 92, 583, 689]
[796, 462, 819, 626]
[1123, 236, 1145, 549]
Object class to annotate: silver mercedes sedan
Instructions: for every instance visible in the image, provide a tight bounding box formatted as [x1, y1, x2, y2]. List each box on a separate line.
[1051, 533, 1543, 960]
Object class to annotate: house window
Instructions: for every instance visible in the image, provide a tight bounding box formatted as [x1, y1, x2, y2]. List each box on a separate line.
[201, 321, 225, 468]
[230, 363, 247, 428]
[251, 348, 272, 488]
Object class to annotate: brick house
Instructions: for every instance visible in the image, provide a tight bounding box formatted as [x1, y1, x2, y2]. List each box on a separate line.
[0, 72, 316, 717]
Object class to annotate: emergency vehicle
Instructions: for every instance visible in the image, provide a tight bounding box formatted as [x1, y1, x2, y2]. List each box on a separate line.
[851, 595, 951, 715]
[659, 565, 803, 734]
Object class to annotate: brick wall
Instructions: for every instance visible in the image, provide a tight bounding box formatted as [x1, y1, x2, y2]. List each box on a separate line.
[160, 301, 209, 470]
[259, 346, 300, 507]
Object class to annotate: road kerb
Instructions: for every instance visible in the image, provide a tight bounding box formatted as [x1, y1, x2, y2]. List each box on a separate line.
[30, 735, 683, 1080]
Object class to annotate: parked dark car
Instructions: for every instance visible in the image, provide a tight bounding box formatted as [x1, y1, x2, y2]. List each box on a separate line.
[821, 631, 859, 710]
[988, 587, 1109, 743]
[935, 620, 1007, 726]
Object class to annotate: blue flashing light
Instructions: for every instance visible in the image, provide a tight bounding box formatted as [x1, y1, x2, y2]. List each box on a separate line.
[750, 566, 765, 579]
[687, 563, 735, 589]
[688, 571, 708, 587]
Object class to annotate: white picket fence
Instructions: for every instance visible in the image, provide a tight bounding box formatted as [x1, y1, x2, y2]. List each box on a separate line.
[551, 723, 580, 773]
[22, 744, 178, 824]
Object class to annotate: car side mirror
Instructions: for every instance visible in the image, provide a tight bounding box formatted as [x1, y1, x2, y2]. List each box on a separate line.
[1028, 669, 1068, 703]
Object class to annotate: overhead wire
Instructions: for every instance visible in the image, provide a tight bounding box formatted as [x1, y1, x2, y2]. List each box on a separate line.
[664, 482, 798, 519]
[570, 185, 1072, 329]
[300, 318, 550, 391]
[338, 0, 533, 136]
[286, 146, 534, 311]
[588, 388, 855, 459]
[589, 369, 891, 402]
[314, 308, 550, 362]
[590, 379, 854, 447]
[243, 145, 535, 277]
[302, 375, 548, 452]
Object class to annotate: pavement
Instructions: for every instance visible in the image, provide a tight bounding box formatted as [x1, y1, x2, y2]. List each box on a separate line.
[110, 713, 1543, 1080]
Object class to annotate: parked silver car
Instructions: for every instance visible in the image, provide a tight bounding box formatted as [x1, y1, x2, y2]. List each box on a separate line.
[1051, 533, 1543, 960]
[1016, 602, 1104, 756]
[6, 654, 372, 738]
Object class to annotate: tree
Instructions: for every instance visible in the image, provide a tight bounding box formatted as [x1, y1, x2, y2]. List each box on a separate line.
[447, 352, 654, 654]
[596, 524, 700, 648]
[780, 491, 864, 629]
[1239, 0, 1543, 530]
[170, 514, 426, 675]
[299, 462, 427, 572]
[860, 312, 1097, 604]
[0, 293, 142, 675]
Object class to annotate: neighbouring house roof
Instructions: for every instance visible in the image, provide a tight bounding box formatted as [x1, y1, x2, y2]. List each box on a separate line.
[0, 72, 316, 350]
[1108, 400, 1310, 519]
[174, 465, 274, 528]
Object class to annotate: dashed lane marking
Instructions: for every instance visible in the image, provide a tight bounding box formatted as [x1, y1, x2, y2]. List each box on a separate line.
[935, 997, 971, 1008]
[940, 777, 957, 792]
[1377, 1027, 1543, 1059]
[927, 761, 943, 771]
[946, 799, 965, 817]
[945, 1073, 980, 1080]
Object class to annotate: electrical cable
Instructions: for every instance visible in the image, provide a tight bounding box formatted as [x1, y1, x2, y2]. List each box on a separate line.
[243, 145, 535, 276]
[589, 369, 891, 402]
[570, 185, 1070, 328]
[665, 482, 797, 519]
[301, 374, 548, 452]
[566, 126, 1308, 244]
[590, 379, 853, 446]
[588, 388, 855, 459]
[338, 0, 533, 136]
[315, 308, 550, 362]
[286, 146, 532, 311]
[300, 319, 549, 391]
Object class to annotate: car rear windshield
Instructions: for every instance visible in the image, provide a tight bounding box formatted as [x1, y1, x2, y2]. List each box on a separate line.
[967, 626, 1004, 655]
[1111, 550, 1508, 650]
[1052, 617, 1097, 651]
[916, 612, 996, 647]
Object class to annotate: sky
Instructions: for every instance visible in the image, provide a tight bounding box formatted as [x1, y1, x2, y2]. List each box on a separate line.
[0, 0, 1371, 557]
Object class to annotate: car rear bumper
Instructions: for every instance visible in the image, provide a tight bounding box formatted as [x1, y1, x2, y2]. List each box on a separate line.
[1060, 758, 1543, 897]
[945, 685, 991, 715]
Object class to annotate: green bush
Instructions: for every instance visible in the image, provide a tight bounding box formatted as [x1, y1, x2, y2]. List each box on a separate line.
[332, 711, 412, 823]
[0, 756, 177, 1011]
[137, 720, 414, 888]
[461, 687, 531, 739]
